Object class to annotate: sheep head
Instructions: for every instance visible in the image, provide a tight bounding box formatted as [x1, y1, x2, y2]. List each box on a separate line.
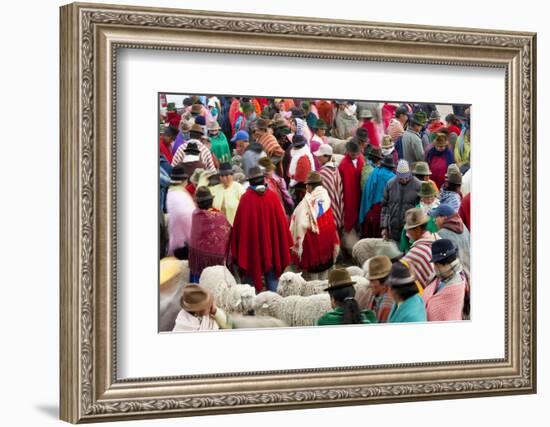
[252, 291, 282, 316]
[277, 271, 306, 297]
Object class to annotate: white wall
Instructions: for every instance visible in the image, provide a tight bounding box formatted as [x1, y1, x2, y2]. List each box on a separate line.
[0, 0, 545, 426]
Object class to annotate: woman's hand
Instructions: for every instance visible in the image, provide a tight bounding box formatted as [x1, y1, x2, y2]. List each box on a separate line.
[210, 301, 217, 316]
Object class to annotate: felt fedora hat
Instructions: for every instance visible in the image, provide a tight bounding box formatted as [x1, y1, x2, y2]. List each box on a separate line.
[359, 109, 374, 119]
[417, 181, 438, 198]
[411, 111, 428, 126]
[246, 166, 265, 181]
[190, 104, 202, 115]
[380, 155, 396, 169]
[404, 207, 429, 230]
[194, 186, 214, 203]
[305, 171, 323, 185]
[315, 144, 333, 157]
[169, 164, 188, 184]
[366, 256, 392, 280]
[184, 142, 201, 155]
[258, 156, 276, 172]
[381, 135, 394, 149]
[412, 161, 432, 176]
[324, 269, 356, 291]
[388, 261, 417, 286]
[180, 285, 213, 313]
[218, 162, 234, 176]
[430, 238, 458, 263]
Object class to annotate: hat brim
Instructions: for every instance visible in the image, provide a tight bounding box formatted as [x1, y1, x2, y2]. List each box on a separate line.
[219, 170, 234, 176]
[323, 281, 356, 291]
[246, 174, 264, 181]
[430, 252, 456, 264]
[366, 272, 390, 280]
[305, 180, 322, 185]
[182, 292, 213, 313]
[404, 217, 429, 230]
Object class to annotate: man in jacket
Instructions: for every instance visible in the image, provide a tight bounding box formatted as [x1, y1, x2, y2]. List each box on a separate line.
[402, 111, 427, 167]
[381, 159, 421, 242]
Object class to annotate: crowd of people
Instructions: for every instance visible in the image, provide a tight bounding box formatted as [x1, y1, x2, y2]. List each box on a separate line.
[159, 95, 471, 329]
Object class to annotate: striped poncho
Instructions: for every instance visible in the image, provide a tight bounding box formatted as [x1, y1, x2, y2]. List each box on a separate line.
[319, 162, 344, 229]
[402, 231, 440, 289]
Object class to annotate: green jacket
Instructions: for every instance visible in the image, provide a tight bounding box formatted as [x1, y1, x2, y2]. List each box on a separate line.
[316, 306, 377, 326]
[209, 132, 231, 163]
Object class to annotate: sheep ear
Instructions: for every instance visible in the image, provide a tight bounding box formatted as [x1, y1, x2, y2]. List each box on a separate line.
[298, 272, 303, 278]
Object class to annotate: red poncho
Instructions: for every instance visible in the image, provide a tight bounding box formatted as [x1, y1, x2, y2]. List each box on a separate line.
[230, 188, 293, 292]
[361, 120, 381, 148]
[159, 138, 173, 164]
[338, 154, 365, 232]
[459, 193, 471, 231]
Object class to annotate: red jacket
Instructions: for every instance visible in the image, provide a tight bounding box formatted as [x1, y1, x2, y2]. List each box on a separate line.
[338, 154, 365, 232]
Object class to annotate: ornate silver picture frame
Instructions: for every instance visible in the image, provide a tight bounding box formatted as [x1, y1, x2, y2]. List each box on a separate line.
[60, 2, 536, 423]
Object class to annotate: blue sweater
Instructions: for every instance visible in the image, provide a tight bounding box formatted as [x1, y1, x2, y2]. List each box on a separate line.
[388, 294, 427, 323]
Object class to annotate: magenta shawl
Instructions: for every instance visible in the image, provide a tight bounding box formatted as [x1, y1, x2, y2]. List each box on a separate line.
[188, 208, 231, 275]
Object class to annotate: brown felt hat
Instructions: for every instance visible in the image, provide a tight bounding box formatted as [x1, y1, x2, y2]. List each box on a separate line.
[180, 285, 213, 313]
[258, 156, 276, 172]
[190, 123, 204, 134]
[366, 256, 392, 280]
[445, 164, 463, 185]
[305, 171, 323, 185]
[404, 207, 429, 230]
[324, 269, 356, 291]
[191, 104, 202, 115]
[412, 161, 431, 176]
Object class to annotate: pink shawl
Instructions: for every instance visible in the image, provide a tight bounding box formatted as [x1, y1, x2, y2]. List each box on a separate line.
[423, 274, 466, 321]
[166, 186, 196, 256]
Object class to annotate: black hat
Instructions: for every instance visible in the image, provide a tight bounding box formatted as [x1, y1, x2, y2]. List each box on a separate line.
[388, 261, 416, 287]
[195, 186, 214, 203]
[367, 146, 383, 160]
[430, 239, 458, 263]
[170, 164, 188, 183]
[292, 134, 307, 147]
[246, 166, 265, 181]
[345, 139, 360, 154]
[184, 142, 200, 156]
[395, 106, 408, 117]
[163, 126, 179, 139]
[290, 107, 305, 119]
[219, 162, 234, 176]
[381, 154, 395, 169]
[355, 128, 370, 143]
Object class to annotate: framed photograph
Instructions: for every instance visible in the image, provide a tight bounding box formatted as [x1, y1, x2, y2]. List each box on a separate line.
[60, 2, 537, 423]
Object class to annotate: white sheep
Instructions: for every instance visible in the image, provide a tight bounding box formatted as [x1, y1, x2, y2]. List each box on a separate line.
[277, 271, 327, 297]
[253, 291, 332, 327]
[351, 275, 369, 292]
[346, 266, 365, 278]
[199, 266, 256, 314]
[225, 284, 256, 313]
[352, 238, 383, 267]
[326, 136, 350, 155]
[231, 315, 288, 329]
